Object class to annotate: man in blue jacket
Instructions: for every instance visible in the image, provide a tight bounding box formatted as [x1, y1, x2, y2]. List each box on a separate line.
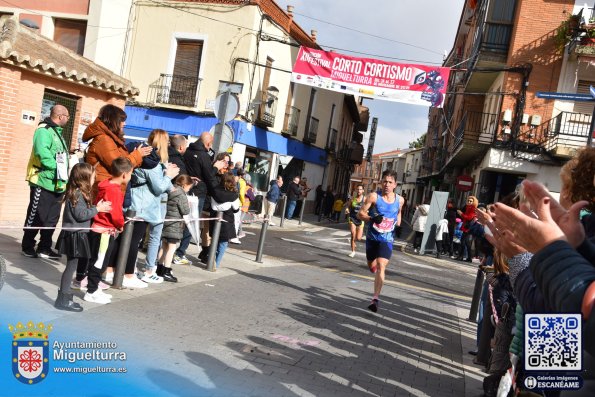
[265, 176, 283, 226]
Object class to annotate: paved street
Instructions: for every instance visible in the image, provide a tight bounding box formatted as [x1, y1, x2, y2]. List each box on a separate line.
[0, 216, 486, 396]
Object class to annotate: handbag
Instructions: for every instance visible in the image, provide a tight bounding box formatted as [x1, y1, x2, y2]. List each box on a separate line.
[183, 195, 200, 245]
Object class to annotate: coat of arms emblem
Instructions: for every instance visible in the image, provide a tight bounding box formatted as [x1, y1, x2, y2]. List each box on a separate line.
[8, 321, 52, 384]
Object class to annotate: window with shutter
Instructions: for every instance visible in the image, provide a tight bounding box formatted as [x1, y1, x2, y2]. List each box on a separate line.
[54, 18, 86, 55]
[574, 80, 595, 115]
[170, 40, 203, 107]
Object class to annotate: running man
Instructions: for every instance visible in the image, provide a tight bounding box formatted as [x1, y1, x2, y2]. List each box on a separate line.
[346, 184, 365, 258]
[358, 170, 403, 313]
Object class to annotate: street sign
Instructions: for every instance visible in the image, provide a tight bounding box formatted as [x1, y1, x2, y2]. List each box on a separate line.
[456, 175, 474, 192]
[536, 92, 595, 102]
[210, 123, 234, 153]
[215, 91, 240, 123]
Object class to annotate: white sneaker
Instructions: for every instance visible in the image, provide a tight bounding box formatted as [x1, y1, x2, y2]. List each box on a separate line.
[348, 251, 356, 258]
[84, 290, 111, 304]
[229, 238, 241, 244]
[141, 273, 164, 284]
[94, 289, 113, 299]
[414, 248, 419, 254]
[102, 272, 114, 284]
[269, 221, 275, 226]
[122, 276, 148, 289]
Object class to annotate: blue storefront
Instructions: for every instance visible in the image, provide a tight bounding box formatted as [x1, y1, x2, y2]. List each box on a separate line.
[123, 105, 327, 191]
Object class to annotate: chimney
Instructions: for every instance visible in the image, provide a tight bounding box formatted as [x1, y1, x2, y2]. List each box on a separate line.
[310, 29, 317, 43]
[286, 5, 294, 17]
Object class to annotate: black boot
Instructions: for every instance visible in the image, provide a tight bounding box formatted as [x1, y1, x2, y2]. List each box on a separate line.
[162, 267, 178, 283]
[198, 247, 209, 264]
[54, 290, 83, 312]
[156, 264, 165, 277]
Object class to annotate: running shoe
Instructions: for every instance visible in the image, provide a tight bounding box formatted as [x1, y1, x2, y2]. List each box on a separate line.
[348, 251, 356, 258]
[369, 265, 377, 274]
[22, 248, 38, 258]
[229, 238, 241, 244]
[36, 248, 61, 260]
[141, 273, 164, 284]
[368, 299, 379, 313]
[173, 255, 191, 265]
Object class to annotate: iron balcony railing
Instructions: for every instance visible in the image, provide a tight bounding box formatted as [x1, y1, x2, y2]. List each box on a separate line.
[305, 117, 319, 143]
[282, 106, 300, 136]
[451, 111, 499, 153]
[259, 92, 278, 127]
[514, 111, 592, 154]
[466, 0, 516, 76]
[148, 74, 202, 108]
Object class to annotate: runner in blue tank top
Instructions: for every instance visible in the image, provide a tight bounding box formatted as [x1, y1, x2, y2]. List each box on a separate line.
[357, 170, 404, 313]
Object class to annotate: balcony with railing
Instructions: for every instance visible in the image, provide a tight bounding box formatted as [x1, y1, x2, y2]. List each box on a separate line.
[567, 7, 595, 57]
[303, 117, 319, 144]
[282, 106, 300, 137]
[465, 0, 516, 90]
[512, 111, 591, 158]
[148, 74, 202, 108]
[257, 91, 278, 128]
[445, 111, 499, 167]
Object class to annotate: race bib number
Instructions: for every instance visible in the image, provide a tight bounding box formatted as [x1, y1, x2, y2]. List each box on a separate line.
[372, 217, 395, 233]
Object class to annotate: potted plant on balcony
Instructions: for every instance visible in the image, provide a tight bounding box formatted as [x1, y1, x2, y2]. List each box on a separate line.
[580, 21, 595, 46]
[554, 13, 581, 52]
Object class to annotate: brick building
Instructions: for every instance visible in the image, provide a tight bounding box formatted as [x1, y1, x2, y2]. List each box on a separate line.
[0, 16, 137, 221]
[420, 0, 592, 206]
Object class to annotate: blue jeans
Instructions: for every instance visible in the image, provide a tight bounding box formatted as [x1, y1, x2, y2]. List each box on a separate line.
[215, 241, 228, 268]
[176, 196, 205, 257]
[286, 200, 297, 219]
[145, 203, 166, 270]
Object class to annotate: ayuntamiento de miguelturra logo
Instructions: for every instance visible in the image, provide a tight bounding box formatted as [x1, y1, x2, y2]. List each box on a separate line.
[9, 321, 52, 385]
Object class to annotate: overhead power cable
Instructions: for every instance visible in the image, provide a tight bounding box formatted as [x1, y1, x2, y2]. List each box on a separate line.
[290, 10, 444, 56]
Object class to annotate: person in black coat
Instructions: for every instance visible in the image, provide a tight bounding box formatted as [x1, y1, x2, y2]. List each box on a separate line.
[168, 134, 188, 175]
[322, 186, 335, 219]
[183, 132, 225, 209]
[445, 199, 458, 256]
[179, 132, 226, 262]
[490, 180, 595, 395]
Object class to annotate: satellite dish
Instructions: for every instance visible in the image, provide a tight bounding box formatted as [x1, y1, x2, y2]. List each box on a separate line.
[209, 123, 234, 154]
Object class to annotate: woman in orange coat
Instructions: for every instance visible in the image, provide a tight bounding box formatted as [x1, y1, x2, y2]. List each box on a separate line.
[83, 105, 152, 192]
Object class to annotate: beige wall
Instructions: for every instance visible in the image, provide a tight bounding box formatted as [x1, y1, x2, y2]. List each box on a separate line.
[124, 2, 260, 112]
[124, 1, 351, 151]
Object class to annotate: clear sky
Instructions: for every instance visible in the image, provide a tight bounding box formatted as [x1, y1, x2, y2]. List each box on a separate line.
[276, 0, 464, 153]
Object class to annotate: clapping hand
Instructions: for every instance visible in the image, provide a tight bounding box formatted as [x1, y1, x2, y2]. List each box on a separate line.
[137, 145, 153, 157]
[165, 163, 180, 179]
[492, 196, 568, 254]
[96, 199, 112, 213]
[520, 180, 587, 248]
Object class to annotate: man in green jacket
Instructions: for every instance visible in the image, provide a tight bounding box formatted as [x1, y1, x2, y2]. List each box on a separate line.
[22, 105, 70, 259]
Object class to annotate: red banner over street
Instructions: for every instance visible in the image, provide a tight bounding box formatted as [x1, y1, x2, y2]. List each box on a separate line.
[291, 47, 451, 108]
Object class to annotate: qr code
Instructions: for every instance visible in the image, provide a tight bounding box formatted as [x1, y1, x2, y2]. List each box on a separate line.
[525, 314, 582, 371]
